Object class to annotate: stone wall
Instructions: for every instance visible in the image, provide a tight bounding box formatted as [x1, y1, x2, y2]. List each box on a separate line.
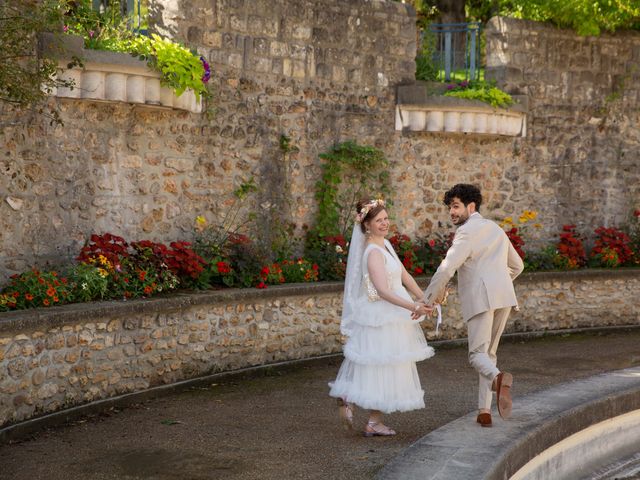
[0, 269, 638, 429]
[485, 17, 640, 238]
[1, 2, 640, 278]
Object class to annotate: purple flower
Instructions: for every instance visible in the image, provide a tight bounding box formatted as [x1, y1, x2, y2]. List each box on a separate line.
[446, 84, 455, 90]
[88, 30, 95, 38]
[200, 56, 211, 83]
[459, 80, 469, 88]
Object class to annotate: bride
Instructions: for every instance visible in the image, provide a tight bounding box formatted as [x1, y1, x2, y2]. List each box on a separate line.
[329, 198, 435, 436]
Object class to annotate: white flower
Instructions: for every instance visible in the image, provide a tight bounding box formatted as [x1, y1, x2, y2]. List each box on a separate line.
[335, 245, 343, 253]
[82, 283, 88, 290]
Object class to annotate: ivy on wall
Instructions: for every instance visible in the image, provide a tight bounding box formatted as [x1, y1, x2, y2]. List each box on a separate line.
[313, 141, 392, 239]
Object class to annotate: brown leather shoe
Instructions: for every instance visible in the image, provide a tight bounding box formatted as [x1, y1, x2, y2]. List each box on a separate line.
[494, 372, 513, 419]
[476, 412, 492, 427]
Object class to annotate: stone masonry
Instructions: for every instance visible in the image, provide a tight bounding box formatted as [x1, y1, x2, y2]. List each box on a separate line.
[0, 269, 637, 428]
[2, 1, 639, 278]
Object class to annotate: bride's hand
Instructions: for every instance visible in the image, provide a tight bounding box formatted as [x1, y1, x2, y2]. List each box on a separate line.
[411, 302, 433, 320]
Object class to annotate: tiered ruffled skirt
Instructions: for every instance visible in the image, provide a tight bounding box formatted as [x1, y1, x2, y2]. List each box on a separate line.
[329, 288, 434, 413]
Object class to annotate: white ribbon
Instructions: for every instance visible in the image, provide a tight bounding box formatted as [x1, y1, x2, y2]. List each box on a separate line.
[435, 304, 442, 335]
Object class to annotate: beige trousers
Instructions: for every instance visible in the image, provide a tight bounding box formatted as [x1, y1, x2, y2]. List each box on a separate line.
[466, 307, 512, 410]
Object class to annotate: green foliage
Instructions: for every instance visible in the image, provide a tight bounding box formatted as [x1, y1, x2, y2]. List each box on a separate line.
[64, 0, 210, 101]
[416, 28, 439, 81]
[0, 0, 78, 124]
[468, 0, 640, 35]
[444, 80, 513, 108]
[312, 141, 391, 239]
[0, 269, 72, 311]
[67, 263, 109, 302]
[126, 34, 209, 100]
[64, 0, 136, 50]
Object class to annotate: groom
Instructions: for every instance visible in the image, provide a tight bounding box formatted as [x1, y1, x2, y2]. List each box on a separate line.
[422, 184, 524, 427]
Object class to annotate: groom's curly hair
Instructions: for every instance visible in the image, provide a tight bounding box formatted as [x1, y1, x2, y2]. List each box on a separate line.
[443, 184, 483, 211]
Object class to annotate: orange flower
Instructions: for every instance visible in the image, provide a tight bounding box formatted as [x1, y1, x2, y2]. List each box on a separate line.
[43, 299, 50, 306]
[46, 287, 56, 297]
[25, 293, 34, 301]
[144, 286, 152, 295]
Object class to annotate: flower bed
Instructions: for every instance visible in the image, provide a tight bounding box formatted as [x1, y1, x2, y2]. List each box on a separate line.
[2, 207, 639, 313]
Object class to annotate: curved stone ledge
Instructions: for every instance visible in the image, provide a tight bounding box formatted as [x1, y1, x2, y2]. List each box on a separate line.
[376, 367, 640, 480]
[395, 83, 527, 136]
[40, 33, 202, 113]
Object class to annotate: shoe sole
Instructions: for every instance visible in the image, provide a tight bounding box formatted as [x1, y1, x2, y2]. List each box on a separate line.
[497, 372, 513, 419]
[362, 431, 396, 437]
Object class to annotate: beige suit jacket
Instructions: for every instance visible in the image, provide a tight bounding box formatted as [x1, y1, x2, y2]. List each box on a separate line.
[424, 212, 524, 321]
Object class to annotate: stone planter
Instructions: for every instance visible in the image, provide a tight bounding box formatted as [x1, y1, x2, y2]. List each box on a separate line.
[39, 33, 202, 113]
[395, 83, 527, 137]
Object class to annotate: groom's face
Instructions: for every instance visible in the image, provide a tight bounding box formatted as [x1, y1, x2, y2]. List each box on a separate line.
[448, 198, 472, 226]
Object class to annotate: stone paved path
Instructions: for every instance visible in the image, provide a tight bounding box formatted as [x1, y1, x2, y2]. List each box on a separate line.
[1, 329, 640, 480]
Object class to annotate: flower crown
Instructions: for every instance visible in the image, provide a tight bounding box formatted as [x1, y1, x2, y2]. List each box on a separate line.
[355, 199, 385, 224]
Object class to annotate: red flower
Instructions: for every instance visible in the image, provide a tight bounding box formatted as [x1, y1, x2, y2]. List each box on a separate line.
[46, 287, 56, 297]
[138, 270, 147, 282]
[216, 261, 231, 274]
[312, 264, 319, 271]
[25, 293, 34, 301]
[261, 266, 270, 275]
[414, 267, 423, 274]
[12, 291, 19, 298]
[634, 209, 640, 218]
[256, 281, 267, 289]
[144, 286, 153, 295]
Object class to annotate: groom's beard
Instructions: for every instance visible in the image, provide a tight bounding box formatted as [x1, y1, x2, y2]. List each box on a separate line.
[452, 210, 470, 226]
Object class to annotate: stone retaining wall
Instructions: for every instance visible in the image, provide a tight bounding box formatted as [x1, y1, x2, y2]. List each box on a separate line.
[2, 1, 640, 279]
[0, 269, 638, 429]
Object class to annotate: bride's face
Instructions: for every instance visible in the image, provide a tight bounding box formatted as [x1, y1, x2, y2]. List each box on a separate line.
[366, 209, 390, 238]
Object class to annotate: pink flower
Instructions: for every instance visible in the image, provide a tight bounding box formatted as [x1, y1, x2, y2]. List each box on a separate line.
[63, 25, 69, 33]
[88, 30, 95, 38]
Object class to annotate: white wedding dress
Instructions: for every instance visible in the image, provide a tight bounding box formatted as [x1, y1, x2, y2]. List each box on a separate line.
[329, 240, 434, 413]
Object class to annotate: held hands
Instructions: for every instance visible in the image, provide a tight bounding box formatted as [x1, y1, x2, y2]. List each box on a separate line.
[410, 301, 434, 320]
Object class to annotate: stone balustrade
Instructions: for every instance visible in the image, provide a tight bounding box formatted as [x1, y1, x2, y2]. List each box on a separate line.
[0, 269, 637, 432]
[395, 84, 527, 136]
[41, 34, 202, 113]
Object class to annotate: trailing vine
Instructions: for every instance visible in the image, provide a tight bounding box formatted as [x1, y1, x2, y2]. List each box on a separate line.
[312, 141, 392, 239]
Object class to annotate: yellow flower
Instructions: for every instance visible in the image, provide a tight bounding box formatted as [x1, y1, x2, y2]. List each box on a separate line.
[195, 215, 207, 226]
[97, 268, 109, 278]
[503, 217, 513, 224]
[533, 223, 542, 229]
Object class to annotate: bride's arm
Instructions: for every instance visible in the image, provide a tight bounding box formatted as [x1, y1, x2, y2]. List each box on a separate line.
[367, 250, 422, 314]
[400, 267, 424, 300]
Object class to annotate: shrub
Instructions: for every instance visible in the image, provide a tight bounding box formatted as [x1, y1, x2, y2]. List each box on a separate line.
[389, 233, 425, 275]
[305, 234, 348, 281]
[414, 234, 451, 273]
[556, 225, 587, 268]
[78, 233, 129, 266]
[0, 269, 72, 311]
[67, 262, 109, 302]
[280, 259, 319, 283]
[590, 227, 634, 266]
[444, 80, 513, 108]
